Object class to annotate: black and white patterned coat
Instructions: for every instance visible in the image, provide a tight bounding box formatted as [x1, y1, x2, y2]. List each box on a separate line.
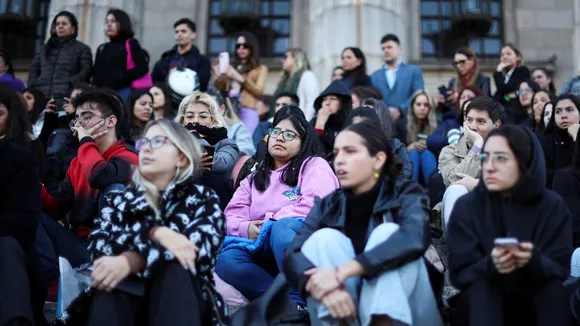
[88, 177, 227, 324]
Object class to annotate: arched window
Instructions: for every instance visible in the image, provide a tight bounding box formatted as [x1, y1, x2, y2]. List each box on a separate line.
[421, 0, 503, 60]
[207, 0, 291, 59]
[0, 0, 50, 59]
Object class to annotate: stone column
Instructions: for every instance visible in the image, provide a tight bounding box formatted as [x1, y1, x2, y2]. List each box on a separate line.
[307, 0, 409, 88]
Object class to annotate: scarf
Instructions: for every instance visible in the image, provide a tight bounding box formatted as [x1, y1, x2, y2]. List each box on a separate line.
[274, 69, 305, 99]
[185, 123, 228, 145]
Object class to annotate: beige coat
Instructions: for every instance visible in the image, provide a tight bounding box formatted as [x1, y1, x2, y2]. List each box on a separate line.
[438, 135, 482, 187]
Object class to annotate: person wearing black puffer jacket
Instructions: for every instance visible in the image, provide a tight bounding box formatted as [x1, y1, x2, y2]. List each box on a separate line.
[27, 11, 92, 100]
[92, 9, 149, 101]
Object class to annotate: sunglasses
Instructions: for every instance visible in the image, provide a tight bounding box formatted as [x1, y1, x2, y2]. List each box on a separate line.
[236, 43, 250, 50]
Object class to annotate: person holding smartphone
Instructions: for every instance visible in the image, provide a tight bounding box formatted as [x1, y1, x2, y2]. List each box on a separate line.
[447, 125, 573, 326]
[405, 90, 438, 185]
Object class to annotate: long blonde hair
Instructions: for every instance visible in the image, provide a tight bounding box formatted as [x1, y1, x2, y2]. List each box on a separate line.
[175, 91, 227, 128]
[132, 119, 203, 216]
[406, 90, 437, 144]
[280, 48, 311, 82]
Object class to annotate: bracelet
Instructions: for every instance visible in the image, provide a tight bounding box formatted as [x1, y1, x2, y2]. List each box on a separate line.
[335, 266, 345, 291]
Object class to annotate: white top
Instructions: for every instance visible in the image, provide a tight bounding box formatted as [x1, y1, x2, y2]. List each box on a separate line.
[296, 70, 319, 121]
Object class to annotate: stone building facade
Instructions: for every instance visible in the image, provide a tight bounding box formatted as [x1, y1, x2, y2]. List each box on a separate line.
[4, 0, 580, 96]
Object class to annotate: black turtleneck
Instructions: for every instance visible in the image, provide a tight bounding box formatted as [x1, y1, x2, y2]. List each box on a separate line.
[344, 181, 381, 255]
[92, 35, 148, 90]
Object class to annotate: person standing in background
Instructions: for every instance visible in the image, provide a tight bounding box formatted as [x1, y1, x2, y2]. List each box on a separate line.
[370, 34, 424, 122]
[274, 48, 319, 121]
[27, 11, 92, 100]
[340, 47, 371, 89]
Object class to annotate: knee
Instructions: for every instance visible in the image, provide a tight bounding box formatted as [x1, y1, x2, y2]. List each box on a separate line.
[270, 219, 302, 241]
[444, 184, 469, 199]
[302, 228, 348, 256]
[0, 236, 23, 253]
[215, 249, 249, 276]
[365, 223, 400, 249]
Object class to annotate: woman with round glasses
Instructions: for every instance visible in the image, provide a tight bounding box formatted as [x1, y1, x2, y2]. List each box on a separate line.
[507, 80, 541, 126]
[215, 108, 339, 308]
[87, 119, 227, 325]
[436, 47, 491, 113]
[213, 31, 268, 135]
[448, 125, 573, 326]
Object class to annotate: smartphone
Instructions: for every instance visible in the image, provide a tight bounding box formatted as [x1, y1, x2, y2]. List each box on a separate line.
[438, 85, 448, 95]
[494, 237, 519, 249]
[417, 134, 428, 141]
[204, 146, 215, 157]
[54, 97, 67, 111]
[219, 52, 229, 74]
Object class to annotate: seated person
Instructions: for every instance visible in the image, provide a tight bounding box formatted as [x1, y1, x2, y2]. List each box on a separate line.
[87, 119, 226, 325]
[253, 92, 299, 147]
[448, 125, 573, 326]
[438, 96, 503, 233]
[0, 139, 46, 325]
[174, 91, 239, 209]
[283, 121, 442, 326]
[38, 90, 139, 281]
[346, 106, 412, 179]
[215, 112, 339, 308]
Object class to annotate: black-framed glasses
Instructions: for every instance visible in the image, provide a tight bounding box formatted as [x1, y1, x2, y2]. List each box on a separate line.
[235, 43, 249, 49]
[69, 114, 106, 131]
[478, 153, 511, 166]
[452, 60, 467, 67]
[269, 128, 300, 141]
[135, 136, 169, 151]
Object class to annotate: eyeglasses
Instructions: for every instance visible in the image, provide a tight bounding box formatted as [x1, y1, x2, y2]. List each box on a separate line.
[269, 128, 301, 141]
[516, 88, 533, 96]
[135, 136, 169, 151]
[452, 60, 467, 67]
[236, 43, 249, 49]
[69, 114, 106, 131]
[478, 153, 512, 166]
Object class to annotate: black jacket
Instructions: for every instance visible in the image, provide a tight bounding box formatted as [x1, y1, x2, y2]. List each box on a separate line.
[448, 127, 572, 292]
[541, 127, 575, 188]
[493, 66, 530, 104]
[92, 36, 149, 90]
[552, 168, 580, 247]
[27, 36, 93, 99]
[283, 178, 431, 297]
[0, 141, 41, 248]
[151, 45, 211, 93]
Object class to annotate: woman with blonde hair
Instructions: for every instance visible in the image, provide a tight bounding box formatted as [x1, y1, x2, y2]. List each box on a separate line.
[274, 48, 319, 120]
[87, 119, 227, 325]
[406, 90, 438, 185]
[207, 88, 256, 156]
[175, 91, 239, 174]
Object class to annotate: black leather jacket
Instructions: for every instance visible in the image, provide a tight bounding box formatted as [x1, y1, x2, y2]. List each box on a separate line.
[283, 179, 431, 297]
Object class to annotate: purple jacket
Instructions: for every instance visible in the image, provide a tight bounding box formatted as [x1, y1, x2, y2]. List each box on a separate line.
[225, 157, 339, 238]
[0, 74, 25, 93]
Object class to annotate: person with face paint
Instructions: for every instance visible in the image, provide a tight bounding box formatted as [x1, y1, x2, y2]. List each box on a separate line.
[448, 125, 573, 326]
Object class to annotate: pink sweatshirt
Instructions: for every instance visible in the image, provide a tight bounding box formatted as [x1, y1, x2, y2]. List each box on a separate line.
[225, 157, 339, 238]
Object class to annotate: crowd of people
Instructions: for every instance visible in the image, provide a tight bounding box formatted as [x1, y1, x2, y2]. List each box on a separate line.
[4, 7, 580, 326]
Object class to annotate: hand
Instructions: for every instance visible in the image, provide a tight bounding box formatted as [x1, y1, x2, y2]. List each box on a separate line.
[416, 139, 427, 152]
[320, 289, 357, 319]
[513, 242, 534, 268]
[74, 120, 107, 141]
[200, 152, 214, 171]
[491, 246, 516, 274]
[315, 107, 333, 129]
[304, 268, 340, 300]
[389, 107, 401, 120]
[46, 98, 56, 113]
[463, 121, 483, 147]
[496, 62, 507, 72]
[435, 93, 446, 105]
[248, 220, 264, 240]
[226, 65, 245, 83]
[447, 90, 458, 104]
[568, 123, 580, 141]
[62, 97, 75, 114]
[151, 227, 198, 271]
[91, 255, 131, 292]
[452, 173, 479, 191]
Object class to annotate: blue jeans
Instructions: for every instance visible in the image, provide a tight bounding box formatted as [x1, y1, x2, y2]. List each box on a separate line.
[409, 149, 437, 185]
[215, 218, 305, 305]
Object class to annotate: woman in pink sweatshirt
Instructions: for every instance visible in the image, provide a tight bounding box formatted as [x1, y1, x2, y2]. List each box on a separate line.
[215, 108, 339, 307]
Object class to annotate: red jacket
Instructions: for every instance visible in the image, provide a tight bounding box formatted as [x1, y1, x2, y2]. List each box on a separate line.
[41, 138, 138, 234]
